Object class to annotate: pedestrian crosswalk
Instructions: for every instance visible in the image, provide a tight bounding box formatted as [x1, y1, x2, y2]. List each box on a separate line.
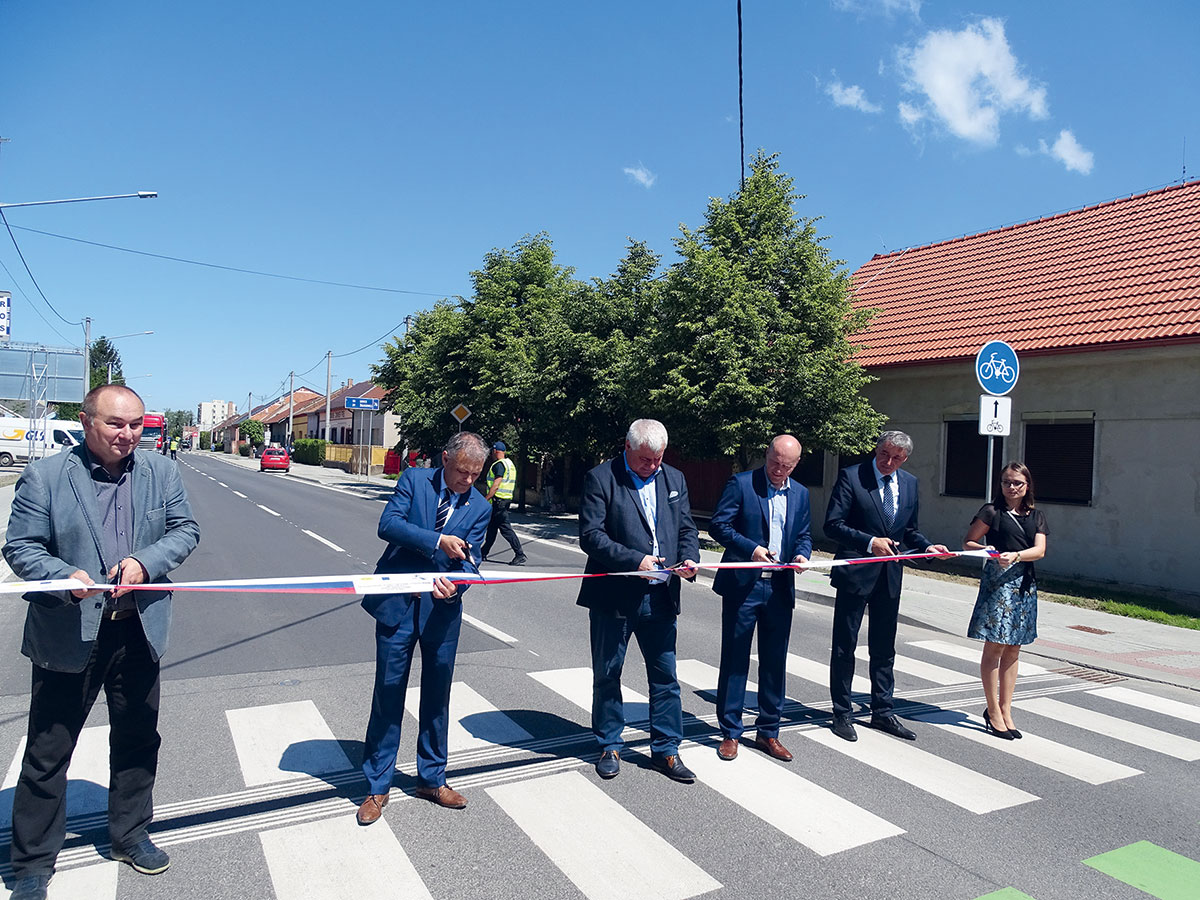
[1, 638, 1198, 900]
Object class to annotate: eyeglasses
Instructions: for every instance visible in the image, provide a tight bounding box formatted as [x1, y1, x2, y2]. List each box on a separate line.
[1001, 480, 1027, 489]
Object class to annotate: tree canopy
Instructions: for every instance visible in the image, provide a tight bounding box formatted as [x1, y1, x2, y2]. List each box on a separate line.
[373, 152, 883, 468]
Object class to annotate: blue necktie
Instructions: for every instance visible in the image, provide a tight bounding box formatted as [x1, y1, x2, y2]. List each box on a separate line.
[882, 475, 896, 531]
[435, 490, 453, 532]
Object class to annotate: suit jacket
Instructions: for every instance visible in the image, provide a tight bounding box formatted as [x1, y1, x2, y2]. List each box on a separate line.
[824, 462, 931, 598]
[364, 466, 490, 627]
[3, 446, 201, 673]
[709, 467, 812, 606]
[576, 456, 699, 617]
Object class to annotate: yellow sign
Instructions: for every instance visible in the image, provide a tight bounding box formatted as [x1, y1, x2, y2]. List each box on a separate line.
[450, 403, 471, 424]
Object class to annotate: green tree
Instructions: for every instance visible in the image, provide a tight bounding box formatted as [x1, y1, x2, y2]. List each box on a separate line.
[650, 151, 883, 467]
[89, 337, 124, 390]
[240, 419, 265, 446]
[164, 409, 195, 436]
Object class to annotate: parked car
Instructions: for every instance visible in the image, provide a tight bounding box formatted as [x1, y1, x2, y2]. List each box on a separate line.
[260, 447, 290, 473]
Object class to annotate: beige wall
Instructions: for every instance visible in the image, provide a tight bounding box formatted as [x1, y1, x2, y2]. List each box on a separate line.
[807, 344, 1200, 597]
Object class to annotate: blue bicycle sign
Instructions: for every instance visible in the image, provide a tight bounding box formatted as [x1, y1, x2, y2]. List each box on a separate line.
[975, 340, 1019, 395]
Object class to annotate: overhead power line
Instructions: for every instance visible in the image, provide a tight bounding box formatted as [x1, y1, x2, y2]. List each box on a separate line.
[0, 209, 83, 326]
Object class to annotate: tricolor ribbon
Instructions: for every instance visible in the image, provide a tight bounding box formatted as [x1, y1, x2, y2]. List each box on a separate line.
[0, 550, 996, 597]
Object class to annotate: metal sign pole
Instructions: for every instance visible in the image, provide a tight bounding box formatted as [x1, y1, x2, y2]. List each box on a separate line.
[984, 436, 994, 501]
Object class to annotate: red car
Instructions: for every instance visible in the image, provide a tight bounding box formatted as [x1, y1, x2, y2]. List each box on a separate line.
[260, 447, 290, 472]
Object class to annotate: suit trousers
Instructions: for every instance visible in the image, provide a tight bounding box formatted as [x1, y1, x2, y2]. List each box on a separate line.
[716, 579, 793, 739]
[830, 577, 901, 718]
[589, 606, 682, 756]
[10, 616, 161, 877]
[482, 499, 523, 558]
[362, 595, 463, 793]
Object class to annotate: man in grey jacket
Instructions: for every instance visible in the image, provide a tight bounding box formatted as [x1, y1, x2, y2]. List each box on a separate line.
[2, 385, 200, 900]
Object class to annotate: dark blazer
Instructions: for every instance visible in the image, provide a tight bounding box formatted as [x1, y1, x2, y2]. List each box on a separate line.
[709, 467, 812, 606]
[824, 462, 932, 597]
[576, 456, 699, 617]
[3, 446, 201, 673]
[364, 466, 490, 627]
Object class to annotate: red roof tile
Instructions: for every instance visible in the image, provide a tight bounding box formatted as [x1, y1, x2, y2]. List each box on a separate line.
[848, 181, 1200, 367]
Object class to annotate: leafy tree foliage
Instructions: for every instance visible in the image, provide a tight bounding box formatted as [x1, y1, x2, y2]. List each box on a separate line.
[373, 153, 882, 469]
[163, 408, 195, 436]
[89, 337, 124, 390]
[240, 419, 265, 446]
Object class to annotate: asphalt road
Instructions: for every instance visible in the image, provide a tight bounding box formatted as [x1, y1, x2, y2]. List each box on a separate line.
[1, 454, 1198, 900]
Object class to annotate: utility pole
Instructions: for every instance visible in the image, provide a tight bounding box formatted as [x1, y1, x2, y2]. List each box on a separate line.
[324, 351, 332, 442]
[83, 317, 91, 394]
[287, 371, 294, 449]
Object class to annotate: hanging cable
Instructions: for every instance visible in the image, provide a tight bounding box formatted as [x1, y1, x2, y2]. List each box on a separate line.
[0, 209, 83, 326]
[738, 0, 745, 191]
[0, 254, 74, 343]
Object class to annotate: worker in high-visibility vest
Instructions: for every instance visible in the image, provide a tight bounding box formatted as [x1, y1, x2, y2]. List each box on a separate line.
[481, 441, 527, 566]
[169, 437, 179, 460]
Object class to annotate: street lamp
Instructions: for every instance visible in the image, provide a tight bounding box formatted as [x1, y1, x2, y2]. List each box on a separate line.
[103, 331, 155, 384]
[0, 189, 160, 385]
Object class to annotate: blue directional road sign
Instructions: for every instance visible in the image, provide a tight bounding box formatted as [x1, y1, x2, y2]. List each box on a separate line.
[344, 396, 380, 410]
[974, 340, 1020, 396]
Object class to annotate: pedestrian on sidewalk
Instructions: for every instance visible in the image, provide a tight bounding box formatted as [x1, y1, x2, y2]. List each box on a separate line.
[481, 441, 527, 565]
[962, 461, 1048, 740]
[824, 430, 951, 744]
[2, 385, 201, 900]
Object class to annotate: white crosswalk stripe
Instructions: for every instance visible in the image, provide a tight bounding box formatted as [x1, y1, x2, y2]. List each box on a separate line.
[259, 815, 434, 900]
[911, 708, 1142, 784]
[226, 700, 352, 786]
[680, 739, 904, 855]
[1015, 696, 1200, 760]
[776, 650, 871, 693]
[405, 681, 534, 752]
[530, 666, 650, 724]
[1087, 685, 1200, 725]
[854, 645, 976, 685]
[487, 770, 722, 900]
[676, 658, 752, 694]
[910, 639, 1050, 675]
[2, 726, 111, 829]
[802, 722, 1039, 813]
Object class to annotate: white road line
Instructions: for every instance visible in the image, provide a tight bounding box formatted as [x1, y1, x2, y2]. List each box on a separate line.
[461, 612, 517, 643]
[773, 651, 871, 695]
[260, 816, 433, 900]
[854, 646, 976, 685]
[910, 639, 1049, 676]
[487, 771, 721, 900]
[530, 667, 650, 724]
[257, 504, 280, 517]
[1015, 696, 1200, 761]
[232, 490, 247, 498]
[225, 700, 352, 786]
[40, 861, 119, 899]
[912, 708, 1142, 784]
[2, 726, 110, 829]
[802, 723, 1039, 813]
[217, 482, 228, 487]
[302, 529, 344, 552]
[681, 739, 904, 855]
[1087, 685, 1200, 726]
[676, 659, 751, 694]
[404, 681, 533, 752]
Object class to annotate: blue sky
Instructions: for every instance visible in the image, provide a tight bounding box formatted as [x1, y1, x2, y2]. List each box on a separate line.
[1, 0, 1196, 415]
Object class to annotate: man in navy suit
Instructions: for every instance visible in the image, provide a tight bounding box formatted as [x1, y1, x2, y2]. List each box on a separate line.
[824, 431, 949, 743]
[356, 432, 492, 824]
[577, 419, 700, 782]
[709, 434, 811, 762]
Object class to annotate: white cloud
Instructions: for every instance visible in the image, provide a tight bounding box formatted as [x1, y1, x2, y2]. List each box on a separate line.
[827, 79, 882, 114]
[897, 101, 924, 126]
[834, 0, 921, 18]
[898, 18, 1048, 145]
[1039, 129, 1094, 174]
[1014, 144, 1034, 157]
[622, 164, 656, 189]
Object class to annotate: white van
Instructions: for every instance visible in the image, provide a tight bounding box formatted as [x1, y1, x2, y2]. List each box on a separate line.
[0, 418, 87, 467]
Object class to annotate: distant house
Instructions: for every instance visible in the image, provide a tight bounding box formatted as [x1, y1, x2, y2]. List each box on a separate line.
[805, 180, 1200, 596]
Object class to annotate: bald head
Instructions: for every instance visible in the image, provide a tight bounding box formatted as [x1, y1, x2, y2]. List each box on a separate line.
[765, 434, 802, 488]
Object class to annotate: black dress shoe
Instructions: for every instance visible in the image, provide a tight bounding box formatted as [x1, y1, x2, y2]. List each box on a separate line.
[983, 709, 1015, 740]
[651, 753, 696, 783]
[870, 715, 917, 741]
[596, 750, 620, 779]
[830, 716, 858, 742]
[510, 555, 528, 566]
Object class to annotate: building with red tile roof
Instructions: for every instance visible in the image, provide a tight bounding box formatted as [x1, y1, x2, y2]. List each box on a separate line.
[810, 180, 1200, 597]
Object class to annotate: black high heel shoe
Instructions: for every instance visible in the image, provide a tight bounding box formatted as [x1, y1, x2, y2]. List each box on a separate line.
[983, 709, 1015, 740]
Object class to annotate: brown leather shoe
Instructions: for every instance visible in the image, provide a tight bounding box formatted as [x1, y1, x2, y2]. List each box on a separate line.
[414, 784, 468, 809]
[356, 793, 389, 825]
[753, 734, 793, 762]
[717, 738, 739, 760]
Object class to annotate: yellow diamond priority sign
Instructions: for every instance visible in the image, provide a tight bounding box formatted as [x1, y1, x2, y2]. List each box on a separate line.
[450, 403, 471, 424]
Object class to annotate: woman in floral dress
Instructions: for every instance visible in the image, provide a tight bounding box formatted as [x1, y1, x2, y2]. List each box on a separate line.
[962, 462, 1048, 740]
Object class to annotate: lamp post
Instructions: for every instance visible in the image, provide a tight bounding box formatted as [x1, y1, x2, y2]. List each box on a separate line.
[103, 331, 155, 384]
[0, 190, 157, 388]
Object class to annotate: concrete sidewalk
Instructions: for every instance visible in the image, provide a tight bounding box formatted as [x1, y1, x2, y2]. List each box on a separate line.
[7, 451, 1200, 692]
